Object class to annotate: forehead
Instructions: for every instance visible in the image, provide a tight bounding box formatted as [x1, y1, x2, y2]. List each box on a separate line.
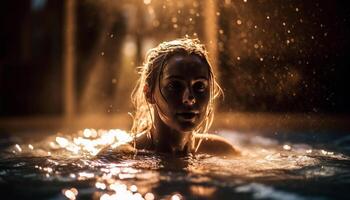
[162, 54, 209, 79]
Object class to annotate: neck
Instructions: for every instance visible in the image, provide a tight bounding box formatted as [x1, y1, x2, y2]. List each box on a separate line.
[151, 113, 194, 154]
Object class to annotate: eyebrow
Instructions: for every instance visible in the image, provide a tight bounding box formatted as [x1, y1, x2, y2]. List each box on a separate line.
[165, 75, 209, 80]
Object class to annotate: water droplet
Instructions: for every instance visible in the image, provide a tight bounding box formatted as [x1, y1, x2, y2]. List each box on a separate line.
[171, 17, 177, 23]
[171, 194, 182, 200]
[283, 144, 291, 150]
[143, 0, 151, 5]
[15, 144, 22, 152]
[145, 193, 155, 200]
[95, 182, 106, 190]
[130, 185, 138, 192]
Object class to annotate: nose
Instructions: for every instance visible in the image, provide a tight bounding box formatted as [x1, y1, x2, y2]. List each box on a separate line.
[182, 87, 196, 106]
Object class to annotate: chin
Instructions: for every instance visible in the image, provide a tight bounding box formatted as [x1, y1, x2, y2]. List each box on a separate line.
[176, 122, 199, 132]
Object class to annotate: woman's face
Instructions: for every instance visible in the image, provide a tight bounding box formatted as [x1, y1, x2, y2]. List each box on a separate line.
[152, 54, 210, 132]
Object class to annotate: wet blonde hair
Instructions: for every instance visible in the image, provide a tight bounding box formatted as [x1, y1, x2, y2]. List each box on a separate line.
[130, 38, 222, 138]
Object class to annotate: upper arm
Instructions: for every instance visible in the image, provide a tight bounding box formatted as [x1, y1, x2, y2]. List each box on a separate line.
[194, 134, 240, 156]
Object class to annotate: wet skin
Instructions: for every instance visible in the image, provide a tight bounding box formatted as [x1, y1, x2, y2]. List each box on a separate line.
[146, 53, 210, 153]
[153, 54, 210, 132]
[98, 54, 239, 156]
[142, 53, 239, 155]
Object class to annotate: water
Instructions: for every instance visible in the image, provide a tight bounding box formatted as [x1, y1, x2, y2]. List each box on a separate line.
[0, 129, 349, 200]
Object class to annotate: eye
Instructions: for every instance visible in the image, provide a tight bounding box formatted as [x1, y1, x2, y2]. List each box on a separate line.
[166, 81, 183, 92]
[193, 81, 208, 93]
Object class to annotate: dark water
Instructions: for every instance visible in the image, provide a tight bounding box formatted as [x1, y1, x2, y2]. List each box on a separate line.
[0, 129, 350, 200]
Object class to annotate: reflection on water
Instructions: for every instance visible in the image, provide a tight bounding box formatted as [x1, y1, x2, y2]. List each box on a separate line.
[0, 129, 349, 200]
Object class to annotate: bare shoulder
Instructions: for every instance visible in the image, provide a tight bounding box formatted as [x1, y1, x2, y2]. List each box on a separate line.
[194, 133, 240, 156]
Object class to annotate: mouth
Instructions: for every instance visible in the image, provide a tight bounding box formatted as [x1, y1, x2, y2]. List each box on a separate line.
[176, 111, 199, 121]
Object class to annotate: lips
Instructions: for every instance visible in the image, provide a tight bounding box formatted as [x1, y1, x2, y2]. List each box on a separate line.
[176, 111, 199, 121]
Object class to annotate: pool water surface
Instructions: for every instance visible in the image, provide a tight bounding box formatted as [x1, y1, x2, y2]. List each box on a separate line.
[0, 129, 349, 200]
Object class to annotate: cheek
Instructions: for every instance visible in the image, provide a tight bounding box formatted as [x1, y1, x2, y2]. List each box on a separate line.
[196, 92, 210, 107]
[154, 90, 180, 117]
[161, 89, 183, 106]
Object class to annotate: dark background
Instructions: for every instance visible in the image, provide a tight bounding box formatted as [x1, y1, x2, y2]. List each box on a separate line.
[1, 0, 349, 117]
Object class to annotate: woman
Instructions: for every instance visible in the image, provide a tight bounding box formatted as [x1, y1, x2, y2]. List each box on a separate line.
[103, 38, 238, 156]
